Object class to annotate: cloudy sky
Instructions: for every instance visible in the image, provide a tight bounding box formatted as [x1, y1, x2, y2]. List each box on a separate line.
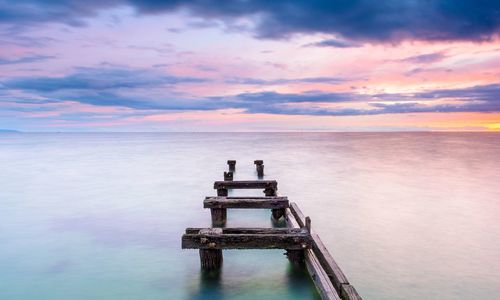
[1, 0, 500, 131]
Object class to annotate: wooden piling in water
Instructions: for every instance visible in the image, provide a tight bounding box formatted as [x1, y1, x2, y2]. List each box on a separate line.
[254, 160, 264, 177]
[198, 228, 223, 270]
[227, 160, 236, 171]
[224, 171, 233, 181]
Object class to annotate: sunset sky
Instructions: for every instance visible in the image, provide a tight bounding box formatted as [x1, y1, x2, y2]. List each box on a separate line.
[1, 1, 499, 131]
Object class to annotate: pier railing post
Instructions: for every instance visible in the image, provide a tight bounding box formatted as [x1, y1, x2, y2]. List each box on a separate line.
[254, 160, 264, 177]
[227, 160, 236, 172]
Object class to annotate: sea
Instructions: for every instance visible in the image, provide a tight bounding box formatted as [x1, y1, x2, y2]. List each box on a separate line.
[1, 132, 499, 299]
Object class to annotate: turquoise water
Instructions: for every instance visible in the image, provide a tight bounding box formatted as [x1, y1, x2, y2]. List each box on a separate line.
[1, 132, 499, 299]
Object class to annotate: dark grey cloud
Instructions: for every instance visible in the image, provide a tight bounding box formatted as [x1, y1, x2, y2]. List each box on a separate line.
[1, 1, 500, 43]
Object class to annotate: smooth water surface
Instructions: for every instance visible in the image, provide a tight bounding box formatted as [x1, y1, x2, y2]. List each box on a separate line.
[1, 132, 499, 299]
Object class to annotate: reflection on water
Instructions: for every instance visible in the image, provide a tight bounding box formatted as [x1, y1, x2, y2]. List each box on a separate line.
[189, 270, 224, 300]
[1, 132, 499, 299]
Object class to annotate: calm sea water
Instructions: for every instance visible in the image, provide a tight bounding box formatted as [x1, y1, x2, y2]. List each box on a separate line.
[1, 132, 499, 300]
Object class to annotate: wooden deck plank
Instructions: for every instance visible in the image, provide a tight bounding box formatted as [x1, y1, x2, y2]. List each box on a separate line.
[213, 180, 277, 189]
[284, 207, 300, 228]
[305, 249, 342, 300]
[204, 196, 288, 209]
[311, 233, 350, 291]
[289, 202, 306, 228]
[340, 284, 363, 300]
[182, 232, 311, 250]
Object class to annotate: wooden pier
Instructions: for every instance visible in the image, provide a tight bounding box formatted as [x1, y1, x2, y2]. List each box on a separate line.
[181, 160, 362, 300]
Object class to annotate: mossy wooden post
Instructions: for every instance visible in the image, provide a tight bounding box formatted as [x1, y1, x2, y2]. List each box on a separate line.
[211, 208, 227, 227]
[213, 187, 228, 226]
[198, 228, 223, 270]
[254, 160, 264, 177]
[224, 171, 233, 181]
[227, 160, 236, 172]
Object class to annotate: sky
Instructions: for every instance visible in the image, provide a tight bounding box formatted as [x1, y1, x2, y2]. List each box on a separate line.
[1, 0, 500, 132]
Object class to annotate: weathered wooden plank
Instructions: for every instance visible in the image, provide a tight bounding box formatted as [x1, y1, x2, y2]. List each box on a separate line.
[284, 207, 300, 228]
[182, 232, 311, 250]
[305, 249, 342, 300]
[199, 228, 223, 235]
[340, 284, 362, 300]
[289, 202, 306, 227]
[186, 228, 307, 234]
[204, 196, 289, 209]
[214, 180, 277, 189]
[311, 233, 349, 291]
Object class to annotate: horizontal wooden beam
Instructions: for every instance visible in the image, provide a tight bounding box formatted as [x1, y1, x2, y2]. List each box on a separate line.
[204, 196, 288, 209]
[213, 180, 277, 190]
[182, 231, 311, 250]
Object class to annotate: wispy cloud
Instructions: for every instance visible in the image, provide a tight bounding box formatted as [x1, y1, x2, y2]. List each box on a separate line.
[0, 54, 55, 65]
[225, 77, 348, 85]
[305, 38, 361, 48]
[399, 52, 447, 64]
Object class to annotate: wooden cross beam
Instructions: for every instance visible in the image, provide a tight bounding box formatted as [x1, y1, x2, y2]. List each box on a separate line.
[204, 196, 288, 209]
[181, 228, 311, 250]
[214, 180, 277, 189]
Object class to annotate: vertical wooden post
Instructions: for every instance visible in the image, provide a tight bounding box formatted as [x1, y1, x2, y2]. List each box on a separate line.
[223, 171, 233, 181]
[200, 249, 223, 270]
[211, 208, 227, 227]
[199, 229, 223, 270]
[263, 187, 276, 196]
[227, 160, 236, 172]
[272, 208, 285, 220]
[285, 249, 304, 265]
[254, 160, 264, 177]
[305, 216, 311, 232]
[214, 187, 228, 226]
[217, 188, 228, 196]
